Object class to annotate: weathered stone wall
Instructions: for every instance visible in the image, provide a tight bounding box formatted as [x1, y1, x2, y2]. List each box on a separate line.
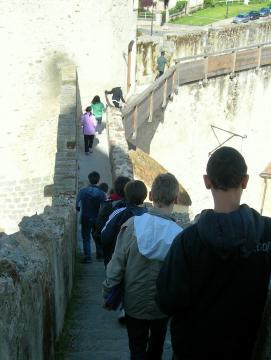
[106, 107, 134, 181]
[0, 0, 137, 234]
[136, 20, 271, 84]
[135, 66, 271, 220]
[0, 65, 78, 360]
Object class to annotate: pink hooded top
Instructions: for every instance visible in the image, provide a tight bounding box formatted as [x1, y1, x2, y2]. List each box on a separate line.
[80, 112, 97, 135]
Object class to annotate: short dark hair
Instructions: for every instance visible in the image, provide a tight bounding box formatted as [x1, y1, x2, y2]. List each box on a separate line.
[99, 182, 109, 193]
[207, 146, 247, 190]
[161, 51, 165, 55]
[88, 171, 100, 185]
[124, 180, 147, 205]
[92, 95, 100, 104]
[151, 173, 179, 206]
[113, 176, 131, 198]
[85, 106, 92, 112]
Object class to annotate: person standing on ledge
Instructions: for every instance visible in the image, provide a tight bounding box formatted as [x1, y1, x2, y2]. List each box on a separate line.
[156, 51, 167, 79]
[80, 106, 97, 155]
[156, 146, 271, 360]
[105, 86, 126, 109]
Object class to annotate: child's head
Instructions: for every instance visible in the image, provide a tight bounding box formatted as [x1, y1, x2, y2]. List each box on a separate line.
[99, 182, 109, 194]
[88, 171, 100, 185]
[85, 106, 92, 113]
[206, 147, 248, 191]
[113, 176, 131, 198]
[150, 173, 179, 208]
[92, 95, 100, 104]
[124, 180, 147, 205]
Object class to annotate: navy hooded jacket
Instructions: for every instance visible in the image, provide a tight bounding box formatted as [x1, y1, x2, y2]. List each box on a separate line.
[156, 204, 271, 360]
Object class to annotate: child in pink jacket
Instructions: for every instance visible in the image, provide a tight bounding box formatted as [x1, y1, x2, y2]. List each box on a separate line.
[80, 106, 97, 154]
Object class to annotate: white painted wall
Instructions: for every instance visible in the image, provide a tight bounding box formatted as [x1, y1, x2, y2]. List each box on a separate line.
[148, 68, 271, 219]
[0, 0, 137, 233]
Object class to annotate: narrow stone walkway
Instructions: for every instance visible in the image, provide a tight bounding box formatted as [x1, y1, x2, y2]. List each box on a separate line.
[58, 114, 173, 359]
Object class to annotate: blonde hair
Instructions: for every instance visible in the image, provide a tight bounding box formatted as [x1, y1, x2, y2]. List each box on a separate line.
[151, 173, 179, 207]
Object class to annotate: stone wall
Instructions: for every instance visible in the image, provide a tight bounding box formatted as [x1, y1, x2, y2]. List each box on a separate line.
[0, 0, 137, 234]
[0, 65, 78, 360]
[106, 107, 134, 181]
[136, 20, 271, 84]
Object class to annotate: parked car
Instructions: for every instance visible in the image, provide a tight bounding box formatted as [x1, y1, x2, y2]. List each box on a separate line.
[259, 7, 269, 16]
[247, 10, 260, 20]
[232, 13, 250, 23]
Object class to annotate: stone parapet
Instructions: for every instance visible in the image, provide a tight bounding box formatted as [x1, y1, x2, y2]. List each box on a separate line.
[106, 107, 134, 181]
[0, 64, 78, 359]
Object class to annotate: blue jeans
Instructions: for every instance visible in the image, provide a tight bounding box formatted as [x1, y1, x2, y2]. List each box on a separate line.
[81, 218, 95, 258]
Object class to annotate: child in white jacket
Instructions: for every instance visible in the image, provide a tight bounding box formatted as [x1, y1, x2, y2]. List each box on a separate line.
[103, 173, 183, 359]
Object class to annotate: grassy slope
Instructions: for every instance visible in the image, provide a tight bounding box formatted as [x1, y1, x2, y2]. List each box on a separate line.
[171, 3, 270, 25]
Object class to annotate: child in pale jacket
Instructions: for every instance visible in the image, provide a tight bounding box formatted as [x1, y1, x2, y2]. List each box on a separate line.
[103, 173, 183, 359]
[80, 106, 97, 154]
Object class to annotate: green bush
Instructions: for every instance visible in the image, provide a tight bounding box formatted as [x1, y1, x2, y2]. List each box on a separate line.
[204, 0, 215, 7]
[169, 0, 187, 15]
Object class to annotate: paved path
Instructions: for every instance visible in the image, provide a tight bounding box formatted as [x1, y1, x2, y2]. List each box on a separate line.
[58, 114, 173, 359]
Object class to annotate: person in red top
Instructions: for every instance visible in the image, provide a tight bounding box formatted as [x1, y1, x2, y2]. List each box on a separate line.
[92, 176, 131, 260]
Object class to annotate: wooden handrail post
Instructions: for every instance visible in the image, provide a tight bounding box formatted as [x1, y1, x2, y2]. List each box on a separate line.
[132, 105, 138, 140]
[257, 45, 262, 69]
[175, 65, 179, 95]
[204, 55, 208, 83]
[162, 79, 168, 108]
[148, 92, 153, 122]
[231, 50, 237, 77]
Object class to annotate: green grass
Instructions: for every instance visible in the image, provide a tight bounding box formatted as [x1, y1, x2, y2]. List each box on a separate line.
[171, 3, 270, 25]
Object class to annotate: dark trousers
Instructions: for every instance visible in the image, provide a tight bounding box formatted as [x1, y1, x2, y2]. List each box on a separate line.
[92, 233, 104, 259]
[156, 71, 164, 80]
[81, 218, 95, 258]
[84, 134, 94, 153]
[125, 314, 168, 360]
[112, 100, 120, 108]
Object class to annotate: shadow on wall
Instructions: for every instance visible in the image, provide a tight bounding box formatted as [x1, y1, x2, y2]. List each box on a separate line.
[129, 107, 165, 154]
[107, 107, 192, 227]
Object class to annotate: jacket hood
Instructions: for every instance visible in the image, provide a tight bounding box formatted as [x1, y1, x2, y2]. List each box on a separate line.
[197, 204, 265, 259]
[134, 210, 182, 261]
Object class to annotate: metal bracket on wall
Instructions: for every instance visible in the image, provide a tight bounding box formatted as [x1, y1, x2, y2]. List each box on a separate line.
[208, 125, 247, 156]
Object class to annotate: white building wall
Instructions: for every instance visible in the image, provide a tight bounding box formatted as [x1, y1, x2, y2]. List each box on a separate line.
[148, 68, 271, 219]
[0, 0, 137, 233]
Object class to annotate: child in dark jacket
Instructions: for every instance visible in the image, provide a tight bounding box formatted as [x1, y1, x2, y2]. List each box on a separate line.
[93, 176, 130, 260]
[101, 180, 148, 266]
[156, 147, 271, 360]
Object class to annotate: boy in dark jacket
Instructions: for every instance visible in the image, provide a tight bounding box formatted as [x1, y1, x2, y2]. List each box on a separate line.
[76, 171, 106, 263]
[93, 176, 130, 260]
[156, 146, 271, 360]
[101, 180, 148, 266]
